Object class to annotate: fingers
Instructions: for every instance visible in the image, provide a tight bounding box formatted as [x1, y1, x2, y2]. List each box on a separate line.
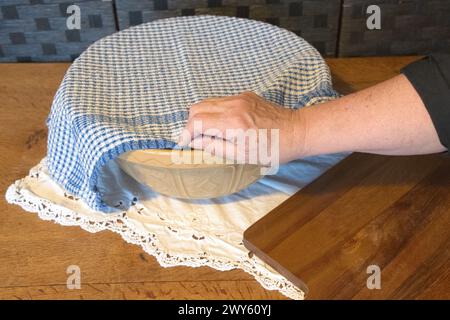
[179, 92, 260, 147]
[178, 100, 230, 146]
[189, 135, 247, 164]
[178, 113, 228, 146]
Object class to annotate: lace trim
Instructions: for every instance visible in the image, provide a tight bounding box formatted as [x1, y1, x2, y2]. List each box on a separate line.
[6, 160, 304, 300]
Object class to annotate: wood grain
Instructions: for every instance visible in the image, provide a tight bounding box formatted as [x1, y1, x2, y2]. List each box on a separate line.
[1, 57, 442, 300]
[0, 280, 284, 300]
[327, 56, 422, 93]
[244, 152, 450, 299]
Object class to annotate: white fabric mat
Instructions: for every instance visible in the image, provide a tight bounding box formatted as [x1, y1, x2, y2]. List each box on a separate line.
[6, 153, 348, 299]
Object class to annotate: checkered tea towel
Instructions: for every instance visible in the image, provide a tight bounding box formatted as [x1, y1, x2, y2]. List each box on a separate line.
[46, 15, 338, 213]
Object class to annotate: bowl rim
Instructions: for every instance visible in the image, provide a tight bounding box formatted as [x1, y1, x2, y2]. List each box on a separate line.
[117, 148, 262, 169]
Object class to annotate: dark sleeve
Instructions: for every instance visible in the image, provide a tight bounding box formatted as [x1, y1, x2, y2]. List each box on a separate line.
[401, 53, 450, 149]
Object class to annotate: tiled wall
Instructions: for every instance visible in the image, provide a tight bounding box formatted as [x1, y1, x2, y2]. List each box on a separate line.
[115, 0, 341, 57]
[338, 0, 450, 56]
[0, 0, 116, 62]
[0, 0, 449, 62]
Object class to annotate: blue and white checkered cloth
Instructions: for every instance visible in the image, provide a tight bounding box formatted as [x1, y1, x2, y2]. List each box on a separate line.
[46, 15, 338, 213]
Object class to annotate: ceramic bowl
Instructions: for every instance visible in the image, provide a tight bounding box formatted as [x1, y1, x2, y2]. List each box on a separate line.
[116, 149, 263, 199]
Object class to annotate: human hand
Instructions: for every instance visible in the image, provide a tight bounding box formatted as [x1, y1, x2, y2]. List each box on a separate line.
[177, 92, 305, 165]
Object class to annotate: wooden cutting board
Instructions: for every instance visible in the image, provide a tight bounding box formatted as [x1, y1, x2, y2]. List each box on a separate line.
[243, 152, 450, 299]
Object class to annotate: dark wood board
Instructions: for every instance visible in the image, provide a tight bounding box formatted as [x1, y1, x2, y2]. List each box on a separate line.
[244, 153, 450, 299]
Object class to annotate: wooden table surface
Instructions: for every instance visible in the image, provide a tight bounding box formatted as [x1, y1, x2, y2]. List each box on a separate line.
[244, 153, 450, 299]
[1, 56, 445, 300]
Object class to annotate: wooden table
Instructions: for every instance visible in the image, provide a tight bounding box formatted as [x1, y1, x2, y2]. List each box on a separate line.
[244, 153, 450, 299]
[1, 57, 446, 299]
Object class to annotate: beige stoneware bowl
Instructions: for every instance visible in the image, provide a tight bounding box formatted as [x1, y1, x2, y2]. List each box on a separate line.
[117, 149, 263, 199]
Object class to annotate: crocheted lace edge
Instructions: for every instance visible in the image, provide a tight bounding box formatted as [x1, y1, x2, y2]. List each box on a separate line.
[5, 160, 305, 300]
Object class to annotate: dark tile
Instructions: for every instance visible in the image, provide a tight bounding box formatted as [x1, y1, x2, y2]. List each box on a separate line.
[17, 56, 32, 62]
[236, 6, 249, 18]
[154, 0, 168, 11]
[208, 0, 222, 8]
[376, 42, 391, 55]
[289, 2, 302, 17]
[0, 45, 3, 57]
[415, 1, 425, 14]
[1, 5, 19, 20]
[35, 17, 51, 31]
[351, 4, 363, 18]
[88, 14, 103, 28]
[59, 3, 71, 16]
[432, 39, 450, 52]
[29, 0, 44, 4]
[42, 43, 57, 55]
[129, 11, 143, 26]
[65, 29, 80, 42]
[314, 14, 328, 28]
[181, 8, 195, 16]
[10, 32, 26, 44]
[266, 0, 280, 4]
[349, 31, 364, 44]
[265, 17, 279, 26]
[71, 53, 80, 61]
[311, 41, 326, 54]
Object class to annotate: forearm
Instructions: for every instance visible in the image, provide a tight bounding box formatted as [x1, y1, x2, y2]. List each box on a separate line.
[297, 74, 447, 157]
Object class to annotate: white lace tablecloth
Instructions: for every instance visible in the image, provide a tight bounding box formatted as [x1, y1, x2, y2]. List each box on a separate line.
[6, 153, 347, 299]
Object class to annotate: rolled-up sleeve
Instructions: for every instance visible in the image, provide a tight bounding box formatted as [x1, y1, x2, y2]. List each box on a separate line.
[401, 53, 450, 149]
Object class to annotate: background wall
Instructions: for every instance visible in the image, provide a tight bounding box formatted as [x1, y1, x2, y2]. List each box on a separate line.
[339, 0, 450, 56]
[0, 0, 116, 62]
[114, 0, 341, 57]
[0, 0, 449, 62]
